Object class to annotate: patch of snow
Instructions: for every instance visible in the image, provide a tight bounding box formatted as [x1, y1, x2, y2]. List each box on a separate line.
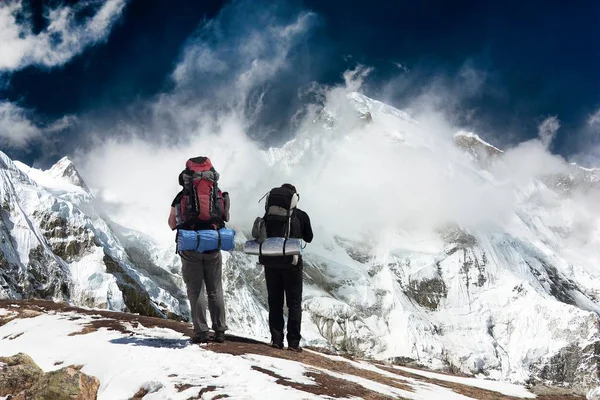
[307, 350, 537, 399]
[393, 365, 536, 398]
[588, 386, 600, 400]
[242, 354, 319, 386]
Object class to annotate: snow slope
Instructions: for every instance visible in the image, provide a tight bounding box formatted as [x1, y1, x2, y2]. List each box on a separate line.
[0, 300, 547, 400]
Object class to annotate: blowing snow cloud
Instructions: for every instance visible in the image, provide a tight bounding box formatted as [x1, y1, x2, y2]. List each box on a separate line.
[0, 0, 126, 71]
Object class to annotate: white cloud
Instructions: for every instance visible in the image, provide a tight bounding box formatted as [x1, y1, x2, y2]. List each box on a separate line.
[379, 60, 500, 131]
[457, 61, 488, 96]
[394, 62, 409, 73]
[0, 0, 126, 71]
[76, 63, 587, 248]
[569, 109, 600, 168]
[588, 109, 600, 126]
[0, 0, 122, 148]
[0, 102, 40, 147]
[45, 115, 77, 133]
[342, 66, 373, 92]
[0, 102, 76, 148]
[537, 116, 560, 149]
[170, 8, 316, 120]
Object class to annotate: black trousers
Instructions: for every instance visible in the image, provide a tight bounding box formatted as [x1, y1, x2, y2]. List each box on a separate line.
[264, 266, 303, 347]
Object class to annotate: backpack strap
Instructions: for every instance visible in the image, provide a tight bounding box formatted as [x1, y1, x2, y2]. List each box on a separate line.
[258, 191, 269, 203]
[282, 208, 294, 255]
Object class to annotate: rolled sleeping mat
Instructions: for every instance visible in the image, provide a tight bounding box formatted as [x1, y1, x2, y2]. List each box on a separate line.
[243, 237, 302, 256]
[177, 228, 236, 252]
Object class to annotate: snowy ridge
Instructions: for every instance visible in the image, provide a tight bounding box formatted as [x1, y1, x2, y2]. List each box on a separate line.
[454, 131, 504, 154]
[0, 300, 552, 400]
[0, 151, 187, 321]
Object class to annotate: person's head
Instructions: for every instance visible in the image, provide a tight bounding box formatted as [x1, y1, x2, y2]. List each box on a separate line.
[281, 183, 300, 205]
[281, 183, 297, 193]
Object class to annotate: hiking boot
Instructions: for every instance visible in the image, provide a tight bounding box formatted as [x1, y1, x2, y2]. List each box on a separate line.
[287, 345, 303, 353]
[191, 331, 210, 344]
[213, 331, 225, 343]
[270, 341, 284, 350]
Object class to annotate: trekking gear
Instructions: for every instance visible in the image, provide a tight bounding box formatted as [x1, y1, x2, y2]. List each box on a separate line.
[174, 157, 229, 230]
[213, 331, 225, 343]
[270, 342, 284, 349]
[287, 346, 303, 353]
[177, 228, 235, 253]
[191, 331, 210, 344]
[246, 185, 301, 264]
[251, 217, 267, 244]
[243, 237, 302, 256]
[262, 187, 299, 240]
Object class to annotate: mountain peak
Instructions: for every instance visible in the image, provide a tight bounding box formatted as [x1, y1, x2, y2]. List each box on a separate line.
[454, 131, 503, 167]
[453, 131, 503, 154]
[48, 157, 90, 191]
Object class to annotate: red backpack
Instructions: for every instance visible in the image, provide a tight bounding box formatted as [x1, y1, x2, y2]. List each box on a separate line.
[176, 157, 230, 230]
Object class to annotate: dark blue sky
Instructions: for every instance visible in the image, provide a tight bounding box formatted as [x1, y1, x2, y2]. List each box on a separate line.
[2, 0, 599, 167]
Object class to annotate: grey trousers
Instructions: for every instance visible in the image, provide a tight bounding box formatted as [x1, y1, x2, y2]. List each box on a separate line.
[180, 250, 228, 334]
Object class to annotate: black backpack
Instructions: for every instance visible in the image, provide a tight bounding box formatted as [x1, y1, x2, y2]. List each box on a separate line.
[262, 186, 300, 239]
[253, 186, 302, 266]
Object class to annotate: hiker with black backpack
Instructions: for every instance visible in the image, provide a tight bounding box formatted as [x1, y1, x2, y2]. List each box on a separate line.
[168, 156, 232, 344]
[250, 183, 313, 352]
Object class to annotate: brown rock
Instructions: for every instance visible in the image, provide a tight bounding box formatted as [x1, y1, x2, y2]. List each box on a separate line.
[0, 353, 44, 396]
[16, 366, 100, 400]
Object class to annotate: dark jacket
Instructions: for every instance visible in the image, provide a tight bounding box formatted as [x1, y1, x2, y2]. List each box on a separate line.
[259, 208, 313, 268]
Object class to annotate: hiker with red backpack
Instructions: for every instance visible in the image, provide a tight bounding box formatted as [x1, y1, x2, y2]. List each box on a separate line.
[249, 183, 313, 352]
[168, 156, 234, 344]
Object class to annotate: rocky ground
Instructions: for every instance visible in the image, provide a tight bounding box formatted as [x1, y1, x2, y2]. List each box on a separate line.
[0, 300, 591, 400]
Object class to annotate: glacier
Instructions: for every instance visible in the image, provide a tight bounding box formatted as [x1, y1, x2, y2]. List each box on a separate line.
[0, 91, 599, 397]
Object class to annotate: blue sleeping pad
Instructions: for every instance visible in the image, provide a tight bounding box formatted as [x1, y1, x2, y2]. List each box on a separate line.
[177, 228, 236, 252]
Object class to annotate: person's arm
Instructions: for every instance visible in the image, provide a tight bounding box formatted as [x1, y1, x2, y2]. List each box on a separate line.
[300, 210, 313, 243]
[169, 191, 184, 230]
[168, 206, 177, 230]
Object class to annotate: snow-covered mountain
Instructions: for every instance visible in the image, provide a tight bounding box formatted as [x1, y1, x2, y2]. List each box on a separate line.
[263, 92, 600, 397]
[1, 91, 599, 398]
[0, 151, 189, 321]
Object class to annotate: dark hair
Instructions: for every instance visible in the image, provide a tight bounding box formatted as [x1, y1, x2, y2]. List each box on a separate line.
[281, 183, 296, 192]
[178, 170, 185, 186]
